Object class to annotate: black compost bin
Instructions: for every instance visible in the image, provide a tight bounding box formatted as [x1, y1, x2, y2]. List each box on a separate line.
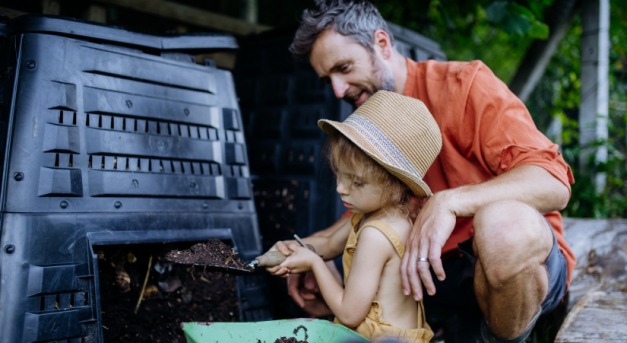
[0, 15, 270, 343]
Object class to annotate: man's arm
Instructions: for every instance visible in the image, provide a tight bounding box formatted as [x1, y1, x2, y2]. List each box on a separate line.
[264, 216, 350, 316]
[401, 164, 570, 300]
[446, 164, 570, 216]
[269, 215, 350, 268]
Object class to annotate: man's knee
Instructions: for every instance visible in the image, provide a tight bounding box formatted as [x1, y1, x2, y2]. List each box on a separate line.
[474, 200, 550, 252]
[475, 200, 542, 231]
[473, 200, 552, 283]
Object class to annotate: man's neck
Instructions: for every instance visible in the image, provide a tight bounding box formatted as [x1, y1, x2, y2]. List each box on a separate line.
[392, 50, 408, 95]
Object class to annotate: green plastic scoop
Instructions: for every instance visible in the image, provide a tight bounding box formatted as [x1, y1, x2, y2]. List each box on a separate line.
[182, 318, 369, 343]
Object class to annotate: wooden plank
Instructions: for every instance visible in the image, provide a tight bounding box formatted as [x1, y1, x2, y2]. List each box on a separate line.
[86, 4, 107, 23]
[563, 218, 627, 307]
[560, 219, 627, 341]
[0, 6, 26, 18]
[555, 291, 627, 342]
[578, 0, 610, 182]
[92, 0, 271, 35]
[41, 0, 61, 15]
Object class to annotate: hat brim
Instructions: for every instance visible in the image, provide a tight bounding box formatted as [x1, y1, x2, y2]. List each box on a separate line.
[318, 119, 432, 197]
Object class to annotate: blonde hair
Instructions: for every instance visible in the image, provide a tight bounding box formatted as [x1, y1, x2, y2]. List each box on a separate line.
[327, 132, 412, 215]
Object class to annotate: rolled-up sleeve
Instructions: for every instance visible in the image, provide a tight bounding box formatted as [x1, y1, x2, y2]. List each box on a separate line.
[500, 145, 574, 191]
[460, 61, 574, 191]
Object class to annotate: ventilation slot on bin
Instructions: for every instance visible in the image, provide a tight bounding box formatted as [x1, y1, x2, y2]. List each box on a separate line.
[0, 15, 270, 343]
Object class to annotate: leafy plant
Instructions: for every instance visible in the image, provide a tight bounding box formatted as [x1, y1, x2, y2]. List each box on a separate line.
[485, 1, 549, 39]
[377, 0, 626, 218]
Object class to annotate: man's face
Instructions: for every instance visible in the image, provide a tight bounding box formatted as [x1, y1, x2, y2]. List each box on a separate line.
[309, 29, 395, 108]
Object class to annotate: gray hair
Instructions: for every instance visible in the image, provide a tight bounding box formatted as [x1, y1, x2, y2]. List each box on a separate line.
[289, 0, 394, 59]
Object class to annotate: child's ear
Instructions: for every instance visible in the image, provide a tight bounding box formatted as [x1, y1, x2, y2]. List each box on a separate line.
[373, 29, 392, 60]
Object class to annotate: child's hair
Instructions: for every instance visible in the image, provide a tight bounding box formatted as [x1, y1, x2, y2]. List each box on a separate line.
[327, 132, 412, 215]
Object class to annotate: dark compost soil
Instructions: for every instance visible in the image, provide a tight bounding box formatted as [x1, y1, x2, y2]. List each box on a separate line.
[97, 240, 314, 343]
[271, 324, 309, 343]
[97, 242, 240, 343]
[165, 240, 253, 272]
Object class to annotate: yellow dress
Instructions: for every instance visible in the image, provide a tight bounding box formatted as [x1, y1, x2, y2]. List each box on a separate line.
[335, 214, 434, 342]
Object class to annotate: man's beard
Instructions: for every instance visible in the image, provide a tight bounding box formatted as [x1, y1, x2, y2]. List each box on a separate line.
[343, 55, 395, 106]
[373, 56, 395, 92]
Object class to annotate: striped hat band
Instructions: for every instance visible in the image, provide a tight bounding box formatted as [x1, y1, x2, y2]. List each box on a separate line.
[318, 91, 442, 197]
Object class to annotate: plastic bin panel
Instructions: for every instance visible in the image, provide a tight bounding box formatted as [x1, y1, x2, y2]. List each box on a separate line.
[3, 32, 251, 213]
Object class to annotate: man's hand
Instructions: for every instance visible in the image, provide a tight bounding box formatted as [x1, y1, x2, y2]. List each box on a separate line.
[289, 271, 333, 317]
[401, 192, 457, 300]
[287, 272, 318, 307]
[285, 265, 334, 318]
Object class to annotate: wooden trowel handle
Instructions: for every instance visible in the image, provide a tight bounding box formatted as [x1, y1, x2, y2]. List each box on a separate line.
[253, 250, 287, 267]
[253, 243, 315, 268]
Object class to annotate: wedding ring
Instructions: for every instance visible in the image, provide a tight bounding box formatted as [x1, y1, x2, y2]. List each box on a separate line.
[417, 257, 429, 263]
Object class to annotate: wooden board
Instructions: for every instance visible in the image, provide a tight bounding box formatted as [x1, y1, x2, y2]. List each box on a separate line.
[92, 0, 271, 35]
[558, 219, 627, 341]
[555, 291, 627, 342]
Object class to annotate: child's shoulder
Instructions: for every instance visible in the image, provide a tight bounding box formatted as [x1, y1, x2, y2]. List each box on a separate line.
[358, 213, 412, 256]
[361, 212, 412, 236]
[368, 210, 411, 225]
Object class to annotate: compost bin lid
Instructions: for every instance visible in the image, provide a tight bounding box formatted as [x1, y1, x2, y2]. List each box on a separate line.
[8, 14, 238, 52]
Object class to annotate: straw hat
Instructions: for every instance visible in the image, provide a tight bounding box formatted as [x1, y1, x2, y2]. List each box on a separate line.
[318, 91, 442, 197]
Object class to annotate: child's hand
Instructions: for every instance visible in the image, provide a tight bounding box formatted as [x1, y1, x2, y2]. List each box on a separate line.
[266, 240, 296, 277]
[280, 243, 321, 273]
[272, 240, 296, 256]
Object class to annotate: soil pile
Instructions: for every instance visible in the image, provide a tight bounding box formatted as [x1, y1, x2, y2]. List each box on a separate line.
[165, 239, 252, 272]
[97, 243, 239, 343]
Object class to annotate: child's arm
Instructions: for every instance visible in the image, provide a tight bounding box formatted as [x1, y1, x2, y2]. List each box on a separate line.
[265, 217, 351, 276]
[291, 216, 351, 259]
[282, 225, 394, 328]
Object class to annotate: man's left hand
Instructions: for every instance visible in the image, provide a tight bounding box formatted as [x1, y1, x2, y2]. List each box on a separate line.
[401, 191, 457, 300]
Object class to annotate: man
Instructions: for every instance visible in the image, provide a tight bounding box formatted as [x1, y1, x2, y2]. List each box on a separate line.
[272, 1, 576, 342]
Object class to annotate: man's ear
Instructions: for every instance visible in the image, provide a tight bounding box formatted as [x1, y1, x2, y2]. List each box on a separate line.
[373, 29, 393, 60]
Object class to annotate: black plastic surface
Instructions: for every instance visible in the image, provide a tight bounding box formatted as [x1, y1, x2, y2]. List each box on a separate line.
[8, 14, 238, 52]
[0, 15, 269, 343]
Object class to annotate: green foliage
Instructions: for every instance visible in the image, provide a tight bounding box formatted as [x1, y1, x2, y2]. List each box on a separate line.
[526, 15, 581, 140]
[376, 0, 626, 218]
[485, 1, 549, 39]
[565, 131, 627, 218]
[375, 0, 551, 91]
[520, 0, 626, 219]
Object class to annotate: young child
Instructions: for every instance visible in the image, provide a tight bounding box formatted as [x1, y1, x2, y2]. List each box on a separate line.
[269, 91, 442, 342]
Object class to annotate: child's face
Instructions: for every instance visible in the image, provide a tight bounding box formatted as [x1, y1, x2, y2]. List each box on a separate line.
[334, 165, 384, 214]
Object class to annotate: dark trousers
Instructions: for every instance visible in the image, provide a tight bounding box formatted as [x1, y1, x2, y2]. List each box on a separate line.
[422, 240, 483, 342]
[425, 233, 568, 342]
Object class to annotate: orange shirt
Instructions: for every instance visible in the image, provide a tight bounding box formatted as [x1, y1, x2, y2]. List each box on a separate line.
[403, 59, 576, 285]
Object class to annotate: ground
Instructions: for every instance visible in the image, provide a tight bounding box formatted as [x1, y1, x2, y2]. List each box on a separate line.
[554, 218, 627, 342]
